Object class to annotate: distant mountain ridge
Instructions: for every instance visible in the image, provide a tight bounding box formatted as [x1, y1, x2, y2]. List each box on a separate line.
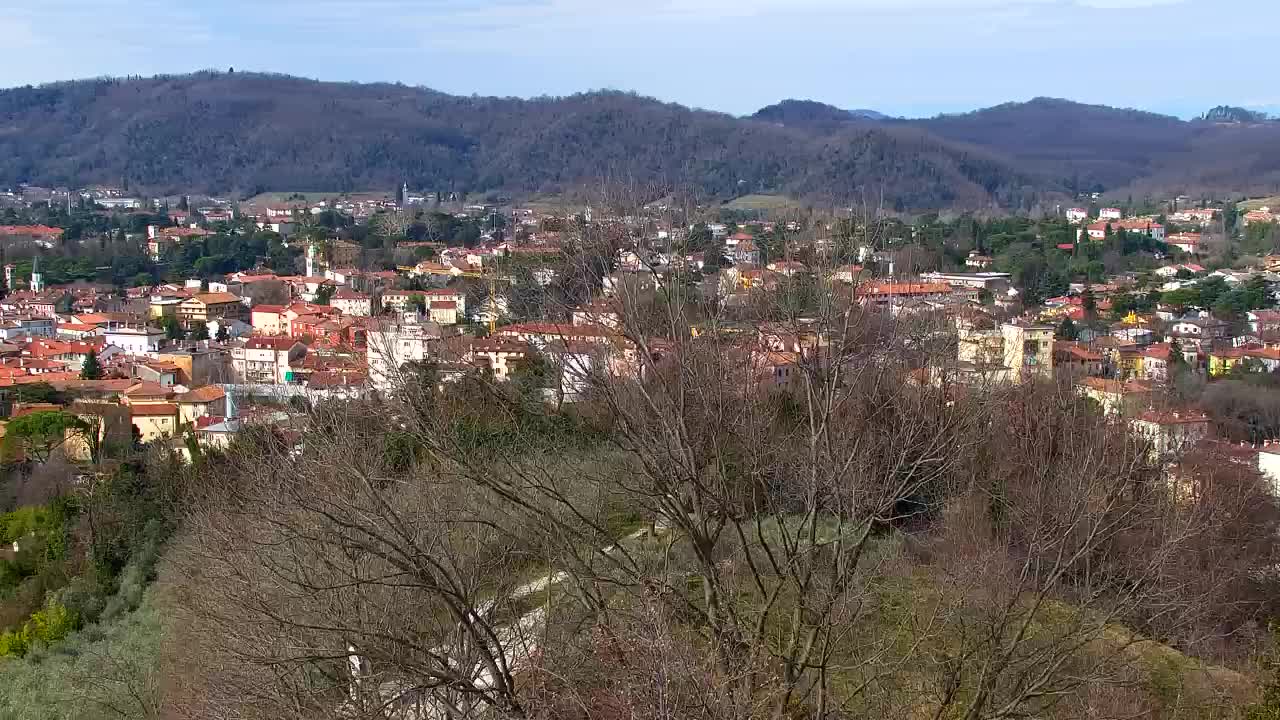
[1199, 105, 1272, 123]
[2, 73, 1280, 210]
[751, 100, 890, 128]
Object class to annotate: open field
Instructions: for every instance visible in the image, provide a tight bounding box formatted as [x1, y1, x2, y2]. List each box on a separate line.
[1238, 196, 1280, 212]
[723, 193, 802, 211]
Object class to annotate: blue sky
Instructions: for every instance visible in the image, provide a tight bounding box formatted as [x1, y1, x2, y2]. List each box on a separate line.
[3, 0, 1277, 118]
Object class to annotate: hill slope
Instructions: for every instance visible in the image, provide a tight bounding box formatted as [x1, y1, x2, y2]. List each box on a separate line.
[4, 74, 1280, 209]
[0, 73, 1045, 210]
[912, 97, 1280, 196]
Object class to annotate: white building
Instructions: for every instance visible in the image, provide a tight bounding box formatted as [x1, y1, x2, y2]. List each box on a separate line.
[1065, 207, 1088, 223]
[919, 271, 1012, 292]
[1099, 208, 1123, 220]
[331, 288, 374, 317]
[1258, 444, 1280, 496]
[366, 318, 444, 393]
[230, 337, 307, 384]
[101, 326, 166, 354]
[96, 197, 142, 210]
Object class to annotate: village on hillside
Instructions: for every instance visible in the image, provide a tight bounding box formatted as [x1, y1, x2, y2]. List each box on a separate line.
[0, 185, 1278, 484]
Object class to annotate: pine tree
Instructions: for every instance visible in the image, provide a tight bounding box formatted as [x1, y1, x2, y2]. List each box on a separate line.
[1169, 338, 1186, 376]
[1082, 287, 1098, 320]
[80, 349, 102, 380]
[1056, 317, 1079, 341]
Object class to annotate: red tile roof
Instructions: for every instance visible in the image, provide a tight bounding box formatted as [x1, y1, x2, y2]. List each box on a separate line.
[175, 385, 226, 403]
[129, 403, 178, 417]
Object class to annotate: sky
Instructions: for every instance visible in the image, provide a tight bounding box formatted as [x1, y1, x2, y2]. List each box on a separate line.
[2, 0, 1277, 119]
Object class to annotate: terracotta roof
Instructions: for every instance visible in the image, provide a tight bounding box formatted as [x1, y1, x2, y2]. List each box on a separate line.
[129, 403, 178, 417]
[244, 337, 300, 351]
[175, 385, 226, 403]
[186, 292, 241, 305]
[252, 305, 286, 314]
[1142, 343, 1172, 361]
[1055, 342, 1102, 361]
[124, 381, 171, 397]
[0, 225, 63, 236]
[858, 282, 954, 296]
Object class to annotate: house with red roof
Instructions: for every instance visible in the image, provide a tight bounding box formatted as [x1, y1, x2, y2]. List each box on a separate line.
[330, 288, 373, 317]
[1130, 409, 1211, 460]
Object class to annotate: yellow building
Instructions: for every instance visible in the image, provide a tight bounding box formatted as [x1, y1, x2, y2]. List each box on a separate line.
[177, 292, 246, 328]
[1001, 322, 1055, 380]
[1207, 348, 1246, 377]
[129, 403, 179, 442]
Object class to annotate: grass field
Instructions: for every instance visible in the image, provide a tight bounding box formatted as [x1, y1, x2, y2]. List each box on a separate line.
[723, 193, 802, 211]
[1238, 196, 1280, 212]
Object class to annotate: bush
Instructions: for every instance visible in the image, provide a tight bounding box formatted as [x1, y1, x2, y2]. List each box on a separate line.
[0, 600, 78, 658]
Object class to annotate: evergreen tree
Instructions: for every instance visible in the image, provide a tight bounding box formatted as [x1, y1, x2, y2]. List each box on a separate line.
[1082, 287, 1098, 320]
[189, 321, 210, 341]
[1169, 338, 1186, 375]
[79, 349, 102, 380]
[1056, 317, 1079, 341]
[1247, 274, 1271, 309]
[215, 324, 230, 342]
[163, 316, 185, 341]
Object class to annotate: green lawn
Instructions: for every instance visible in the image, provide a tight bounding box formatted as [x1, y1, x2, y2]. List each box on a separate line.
[723, 194, 802, 211]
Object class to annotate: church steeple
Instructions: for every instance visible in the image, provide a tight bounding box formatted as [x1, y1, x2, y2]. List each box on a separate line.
[30, 256, 43, 294]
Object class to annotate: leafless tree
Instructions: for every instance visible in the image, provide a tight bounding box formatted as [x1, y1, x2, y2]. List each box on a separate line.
[158, 190, 1274, 719]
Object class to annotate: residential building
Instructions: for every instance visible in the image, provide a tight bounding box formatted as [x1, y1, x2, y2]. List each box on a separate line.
[1001, 323, 1055, 379]
[101, 326, 165, 354]
[174, 385, 228, 425]
[1065, 208, 1088, 223]
[1167, 233, 1204, 254]
[1141, 343, 1173, 382]
[428, 301, 459, 326]
[1076, 377, 1153, 417]
[155, 348, 227, 385]
[920, 271, 1012, 293]
[177, 292, 246, 328]
[133, 361, 181, 387]
[463, 338, 532, 381]
[856, 282, 962, 308]
[366, 318, 444, 392]
[1053, 342, 1103, 376]
[331, 288, 373, 317]
[1130, 410, 1211, 460]
[231, 337, 307, 384]
[964, 252, 994, 269]
[0, 317, 55, 340]
[250, 304, 288, 335]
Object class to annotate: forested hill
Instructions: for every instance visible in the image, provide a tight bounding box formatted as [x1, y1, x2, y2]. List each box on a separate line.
[2, 72, 1280, 209]
[0, 72, 1042, 210]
